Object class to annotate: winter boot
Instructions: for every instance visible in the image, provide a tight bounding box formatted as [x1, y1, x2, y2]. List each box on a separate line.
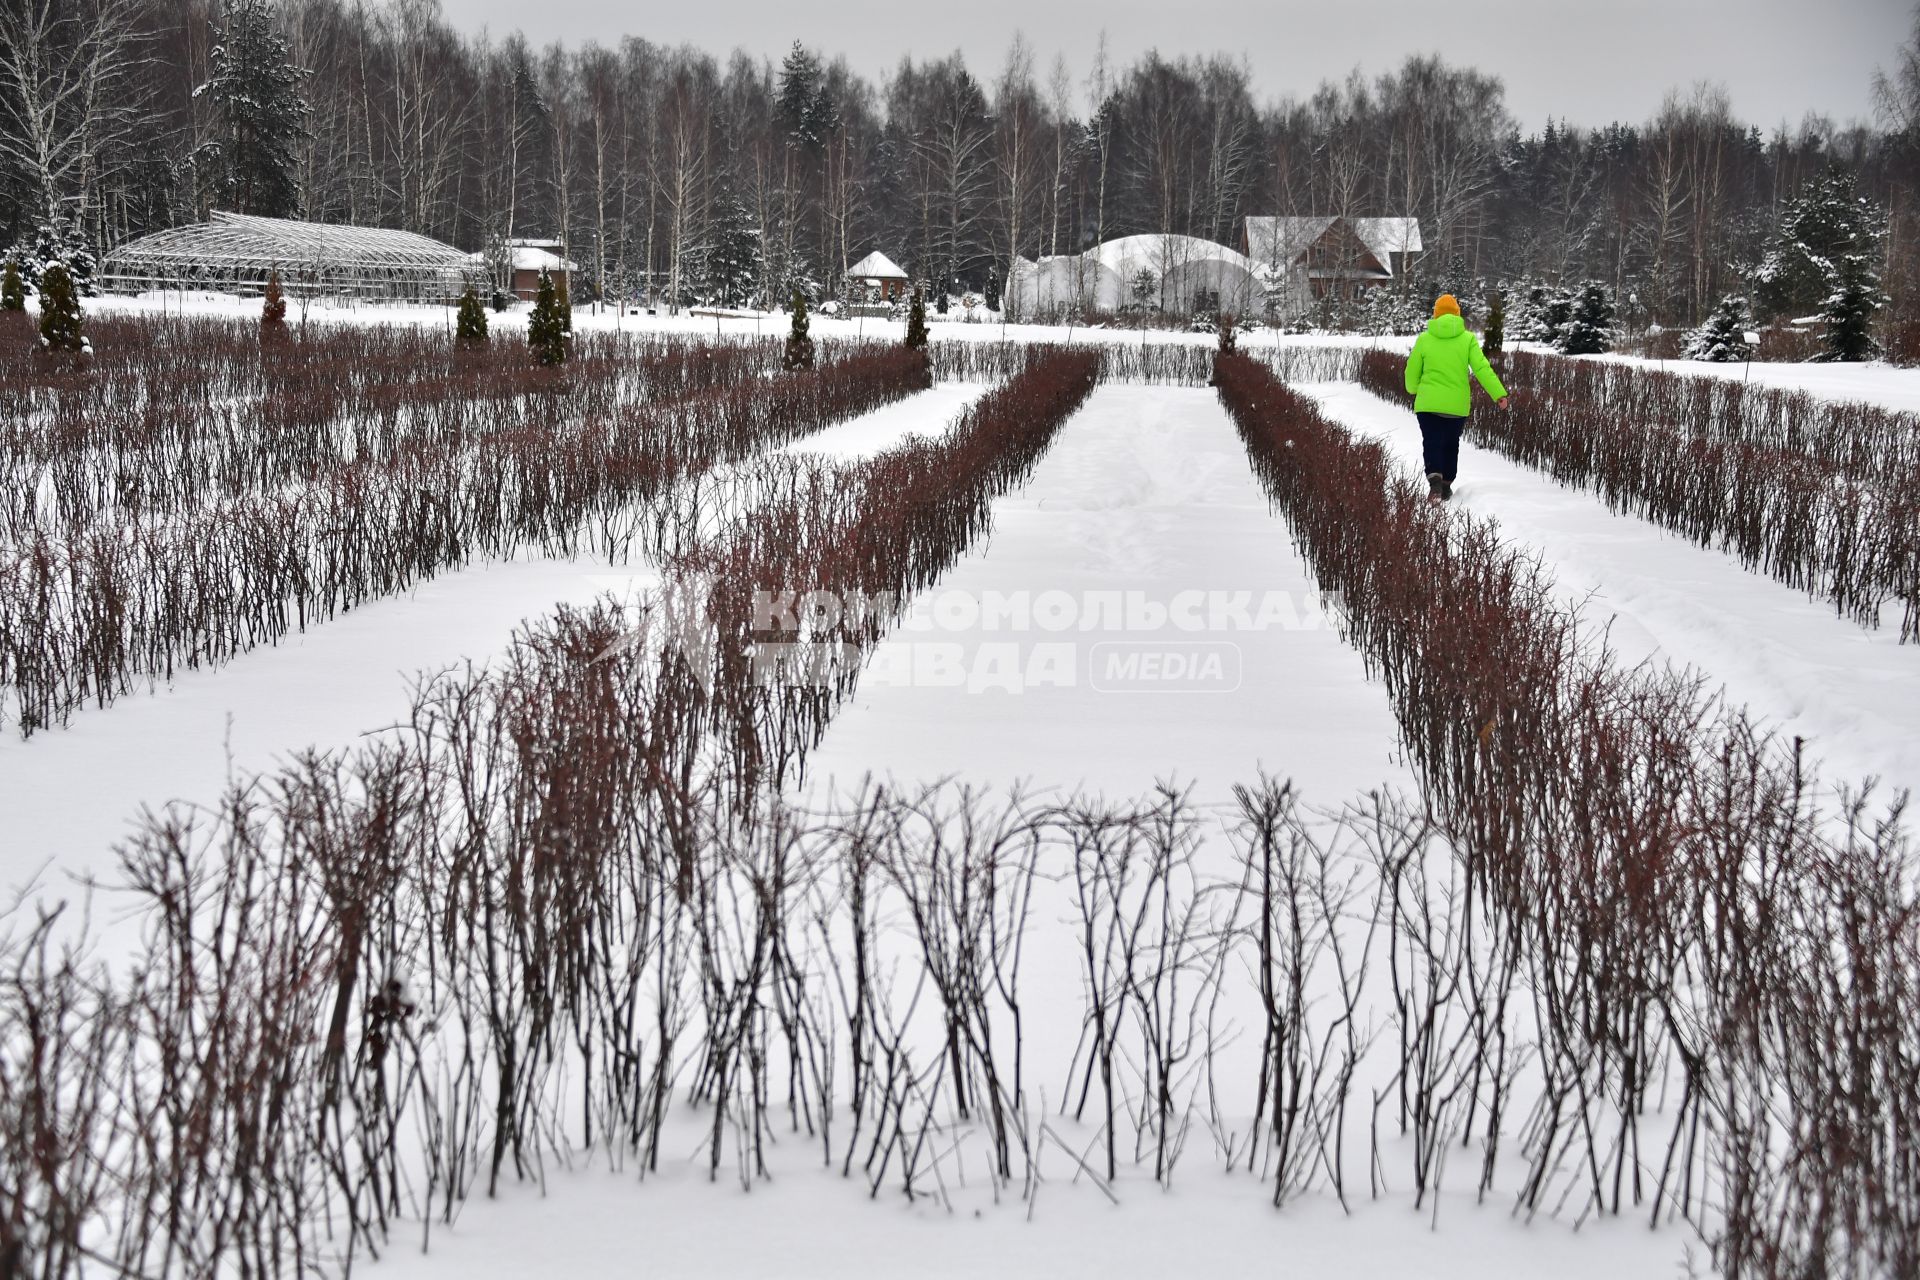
[1439, 476, 1454, 501]
[1427, 472, 1446, 502]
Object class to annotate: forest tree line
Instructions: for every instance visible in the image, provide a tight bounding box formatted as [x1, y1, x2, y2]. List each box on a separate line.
[4, 0, 1919, 336]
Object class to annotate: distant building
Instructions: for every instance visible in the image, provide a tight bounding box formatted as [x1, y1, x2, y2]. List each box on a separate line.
[846, 250, 910, 303]
[498, 239, 577, 302]
[100, 210, 485, 302]
[1241, 217, 1422, 309]
[1008, 234, 1261, 320]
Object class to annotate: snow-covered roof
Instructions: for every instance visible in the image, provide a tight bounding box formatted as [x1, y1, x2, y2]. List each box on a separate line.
[847, 250, 908, 280]
[1352, 217, 1423, 264]
[505, 246, 576, 273]
[1243, 216, 1422, 278]
[1083, 233, 1254, 273]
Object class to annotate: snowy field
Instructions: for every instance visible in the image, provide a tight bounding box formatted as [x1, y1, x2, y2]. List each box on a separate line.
[4, 300, 1917, 1278]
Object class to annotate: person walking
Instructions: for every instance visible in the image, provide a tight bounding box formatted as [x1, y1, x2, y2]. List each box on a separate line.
[1403, 294, 1508, 501]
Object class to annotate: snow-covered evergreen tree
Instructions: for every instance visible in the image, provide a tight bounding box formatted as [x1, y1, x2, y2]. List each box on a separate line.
[1684, 294, 1751, 361]
[1484, 288, 1506, 354]
[1754, 169, 1883, 322]
[904, 285, 928, 351]
[783, 287, 815, 370]
[527, 269, 568, 366]
[194, 0, 312, 217]
[1520, 283, 1573, 345]
[702, 195, 762, 308]
[1, 260, 24, 313]
[1819, 252, 1886, 362]
[14, 221, 98, 297]
[1556, 281, 1615, 354]
[36, 263, 87, 355]
[456, 286, 489, 347]
[776, 43, 835, 149]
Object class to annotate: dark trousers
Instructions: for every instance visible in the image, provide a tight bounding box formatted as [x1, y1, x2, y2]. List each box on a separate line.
[1417, 412, 1466, 481]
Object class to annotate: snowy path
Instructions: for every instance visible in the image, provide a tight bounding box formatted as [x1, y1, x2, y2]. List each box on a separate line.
[0, 384, 986, 910]
[367, 1153, 1687, 1280]
[1301, 382, 1920, 801]
[800, 384, 1415, 814]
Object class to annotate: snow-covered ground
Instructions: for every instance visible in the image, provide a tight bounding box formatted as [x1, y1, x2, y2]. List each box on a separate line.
[801, 384, 1413, 811]
[366, 1147, 1692, 1280]
[1300, 381, 1920, 802]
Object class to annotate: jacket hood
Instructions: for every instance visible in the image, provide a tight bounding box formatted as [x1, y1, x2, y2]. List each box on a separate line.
[1426, 313, 1466, 338]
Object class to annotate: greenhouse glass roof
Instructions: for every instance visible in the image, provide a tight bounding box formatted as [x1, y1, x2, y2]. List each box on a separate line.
[102, 211, 486, 302]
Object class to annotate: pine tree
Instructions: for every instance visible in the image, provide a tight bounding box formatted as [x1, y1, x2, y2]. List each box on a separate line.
[702, 195, 763, 307]
[1522, 284, 1573, 346]
[261, 269, 288, 340]
[527, 269, 568, 366]
[36, 263, 87, 356]
[1755, 169, 1884, 322]
[1484, 288, 1506, 355]
[1684, 294, 1751, 362]
[456, 286, 489, 348]
[1, 260, 23, 313]
[776, 43, 835, 149]
[195, 0, 313, 217]
[1556, 281, 1615, 355]
[904, 285, 928, 351]
[783, 288, 815, 371]
[1819, 253, 1886, 362]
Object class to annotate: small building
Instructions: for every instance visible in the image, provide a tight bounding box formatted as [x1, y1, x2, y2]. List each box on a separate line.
[499, 239, 577, 302]
[846, 250, 910, 303]
[1242, 216, 1422, 308]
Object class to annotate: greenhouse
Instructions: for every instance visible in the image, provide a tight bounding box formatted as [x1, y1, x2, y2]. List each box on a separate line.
[101, 211, 486, 302]
[1008, 233, 1262, 320]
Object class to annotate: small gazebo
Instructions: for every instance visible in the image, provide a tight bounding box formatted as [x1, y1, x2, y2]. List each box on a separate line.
[846, 250, 910, 303]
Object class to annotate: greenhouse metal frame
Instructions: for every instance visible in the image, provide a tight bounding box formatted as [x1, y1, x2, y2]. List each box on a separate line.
[101, 210, 486, 303]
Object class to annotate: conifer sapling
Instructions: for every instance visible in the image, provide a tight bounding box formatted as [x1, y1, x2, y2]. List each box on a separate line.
[904, 285, 928, 352]
[784, 288, 815, 371]
[528, 268, 569, 366]
[1484, 288, 1505, 356]
[36, 263, 87, 356]
[261, 269, 288, 340]
[456, 285, 490, 348]
[1684, 294, 1751, 362]
[0, 259, 24, 313]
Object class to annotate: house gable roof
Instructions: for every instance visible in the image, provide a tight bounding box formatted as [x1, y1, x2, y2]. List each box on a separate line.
[1243, 216, 1422, 279]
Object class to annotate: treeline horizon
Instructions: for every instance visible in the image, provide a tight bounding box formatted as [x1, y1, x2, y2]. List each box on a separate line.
[4, 0, 1919, 328]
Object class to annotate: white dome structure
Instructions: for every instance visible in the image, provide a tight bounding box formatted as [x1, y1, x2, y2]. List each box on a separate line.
[1010, 233, 1260, 319]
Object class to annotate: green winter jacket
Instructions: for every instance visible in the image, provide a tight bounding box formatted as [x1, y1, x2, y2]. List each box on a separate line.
[1404, 313, 1507, 417]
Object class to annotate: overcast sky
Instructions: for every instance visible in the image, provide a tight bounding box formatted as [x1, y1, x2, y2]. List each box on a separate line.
[432, 0, 1911, 130]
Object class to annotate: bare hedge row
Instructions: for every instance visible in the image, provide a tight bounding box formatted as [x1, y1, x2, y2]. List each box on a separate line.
[1220, 351, 1918, 1278]
[1355, 348, 1920, 640]
[0, 350, 1102, 1279]
[0, 345, 933, 738]
[2, 326, 796, 541]
[1502, 348, 1920, 490]
[926, 336, 1362, 386]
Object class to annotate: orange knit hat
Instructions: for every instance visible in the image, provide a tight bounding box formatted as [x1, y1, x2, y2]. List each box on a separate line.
[1433, 294, 1462, 318]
